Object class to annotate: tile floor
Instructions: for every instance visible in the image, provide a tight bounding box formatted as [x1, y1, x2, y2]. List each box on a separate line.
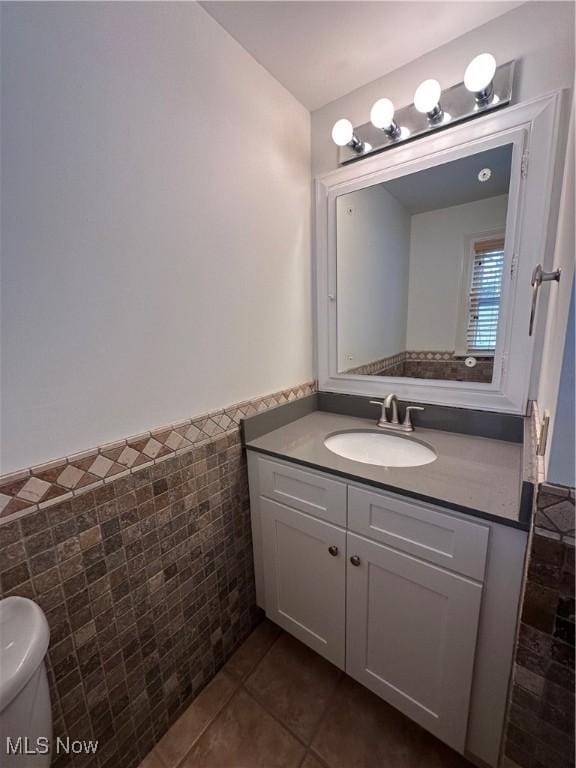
[138, 620, 475, 768]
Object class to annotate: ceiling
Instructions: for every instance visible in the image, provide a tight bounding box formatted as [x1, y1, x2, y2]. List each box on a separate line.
[383, 144, 513, 214]
[200, 1, 524, 111]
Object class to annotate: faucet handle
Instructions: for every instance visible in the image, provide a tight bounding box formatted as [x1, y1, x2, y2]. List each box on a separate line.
[403, 406, 424, 428]
[369, 400, 389, 425]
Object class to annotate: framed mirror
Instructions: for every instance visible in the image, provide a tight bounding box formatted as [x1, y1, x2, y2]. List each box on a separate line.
[315, 93, 563, 413]
[336, 144, 512, 385]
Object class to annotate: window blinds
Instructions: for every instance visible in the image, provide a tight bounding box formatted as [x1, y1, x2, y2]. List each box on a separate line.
[466, 239, 505, 352]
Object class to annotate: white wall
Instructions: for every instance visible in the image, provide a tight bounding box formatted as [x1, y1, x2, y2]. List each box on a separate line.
[0, 2, 312, 473]
[406, 195, 509, 351]
[337, 185, 410, 369]
[311, 2, 575, 177]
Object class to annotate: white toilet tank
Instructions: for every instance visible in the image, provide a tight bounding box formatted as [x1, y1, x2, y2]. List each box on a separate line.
[0, 597, 52, 766]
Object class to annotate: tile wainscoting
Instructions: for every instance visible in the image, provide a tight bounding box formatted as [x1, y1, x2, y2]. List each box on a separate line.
[503, 482, 575, 768]
[0, 381, 315, 768]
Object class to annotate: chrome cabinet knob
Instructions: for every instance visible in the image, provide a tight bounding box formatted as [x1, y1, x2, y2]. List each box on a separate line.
[350, 555, 361, 566]
[328, 545, 339, 557]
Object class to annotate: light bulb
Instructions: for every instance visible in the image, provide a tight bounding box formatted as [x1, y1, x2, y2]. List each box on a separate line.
[331, 118, 354, 147]
[370, 98, 395, 129]
[464, 53, 496, 94]
[413, 79, 442, 115]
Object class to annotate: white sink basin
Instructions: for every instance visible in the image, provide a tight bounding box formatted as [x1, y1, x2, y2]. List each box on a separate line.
[324, 430, 437, 468]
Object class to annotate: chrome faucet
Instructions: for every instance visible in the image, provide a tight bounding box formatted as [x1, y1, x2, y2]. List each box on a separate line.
[370, 395, 424, 433]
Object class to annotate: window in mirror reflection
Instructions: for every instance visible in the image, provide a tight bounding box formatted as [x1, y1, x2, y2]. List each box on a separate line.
[336, 144, 513, 384]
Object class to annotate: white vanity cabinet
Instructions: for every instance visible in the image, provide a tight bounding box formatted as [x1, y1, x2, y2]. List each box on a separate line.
[248, 451, 528, 766]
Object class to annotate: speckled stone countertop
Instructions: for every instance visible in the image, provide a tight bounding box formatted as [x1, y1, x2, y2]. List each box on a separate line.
[245, 411, 530, 530]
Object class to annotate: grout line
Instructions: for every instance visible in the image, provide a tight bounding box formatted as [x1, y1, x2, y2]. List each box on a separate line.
[307, 746, 334, 768]
[305, 672, 346, 757]
[153, 747, 168, 768]
[238, 685, 312, 752]
[239, 659, 343, 756]
[304, 749, 332, 768]
[297, 751, 309, 768]
[169, 670, 241, 768]
[240, 624, 284, 683]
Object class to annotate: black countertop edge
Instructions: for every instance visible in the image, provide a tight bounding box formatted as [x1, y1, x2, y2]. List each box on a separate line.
[245, 444, 532, 532]
[317, 392, 524, 443]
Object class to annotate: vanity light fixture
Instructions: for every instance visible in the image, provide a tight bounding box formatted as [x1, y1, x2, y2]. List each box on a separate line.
[331, 118, 365, 153]
[333, 55, 514, 165]
[465, 53, 497, 105]
[370, 98, 402, 140]
[413, 79, 444, 123]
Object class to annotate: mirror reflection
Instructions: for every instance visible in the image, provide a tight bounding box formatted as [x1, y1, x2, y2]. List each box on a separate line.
[336, 144, 512, 383]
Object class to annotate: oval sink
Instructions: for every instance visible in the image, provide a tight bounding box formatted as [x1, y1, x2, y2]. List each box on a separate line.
[324, 430, 437, 468]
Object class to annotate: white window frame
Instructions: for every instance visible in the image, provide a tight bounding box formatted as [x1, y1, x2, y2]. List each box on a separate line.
[315, 91, 565, 414]
[454, 230, 506, 358]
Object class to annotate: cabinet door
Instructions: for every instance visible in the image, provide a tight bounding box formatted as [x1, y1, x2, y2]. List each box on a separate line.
[261, 498, 346, 668]
[346, 532, 482, 753]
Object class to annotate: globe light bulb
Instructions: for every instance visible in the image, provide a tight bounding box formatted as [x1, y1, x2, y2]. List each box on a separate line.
[370, 98, 395, 129]
[413, 79, 442, 115]
[331, 118, 354, 146]
[464, 53, 497, 94]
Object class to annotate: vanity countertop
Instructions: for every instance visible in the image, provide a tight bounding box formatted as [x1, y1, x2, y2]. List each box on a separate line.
[244, 410, 530, 530]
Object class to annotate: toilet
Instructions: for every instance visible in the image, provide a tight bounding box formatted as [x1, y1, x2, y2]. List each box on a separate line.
[0, 597, 52, 766]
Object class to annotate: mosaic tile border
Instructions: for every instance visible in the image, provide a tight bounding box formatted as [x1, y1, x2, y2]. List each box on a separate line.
[0, 381, 316, 526]
[343, 350, 495, 377]
[404, 350, 494, 363]
[343, 352, 405, 376]
[534, 482, 575, 545]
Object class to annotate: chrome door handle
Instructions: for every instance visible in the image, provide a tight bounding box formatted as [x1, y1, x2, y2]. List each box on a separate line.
[529, 264, 561, 336]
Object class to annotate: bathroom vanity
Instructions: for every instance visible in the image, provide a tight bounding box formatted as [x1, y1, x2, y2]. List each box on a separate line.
[243, 88, 564, 768]
[244, 401, 532, 768]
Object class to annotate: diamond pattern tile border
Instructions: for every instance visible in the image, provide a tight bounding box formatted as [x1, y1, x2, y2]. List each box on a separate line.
[0, 380, 316, 525]
[534, 481, 575, 544]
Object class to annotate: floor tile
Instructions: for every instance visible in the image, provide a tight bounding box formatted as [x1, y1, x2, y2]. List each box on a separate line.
[224, 619, 282, 680]
[137, 748, 166, 768]
[156, 670, 237, 767]
[311, 676, 473, 768]
[246, 632, 341, 742]
[301, 753, 327, 768]
[181, 688, 305, 768]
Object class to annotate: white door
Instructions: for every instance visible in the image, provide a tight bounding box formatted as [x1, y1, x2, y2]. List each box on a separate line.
[346, 531, 482, 753]
[261, 497, 346, 668]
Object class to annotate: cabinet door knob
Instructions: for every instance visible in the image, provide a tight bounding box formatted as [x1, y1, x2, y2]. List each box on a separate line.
[350, 555, 361, 566]
[328, 545, 339, 557]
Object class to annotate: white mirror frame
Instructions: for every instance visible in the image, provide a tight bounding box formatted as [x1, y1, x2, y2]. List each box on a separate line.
[315, 91, 565, 414]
